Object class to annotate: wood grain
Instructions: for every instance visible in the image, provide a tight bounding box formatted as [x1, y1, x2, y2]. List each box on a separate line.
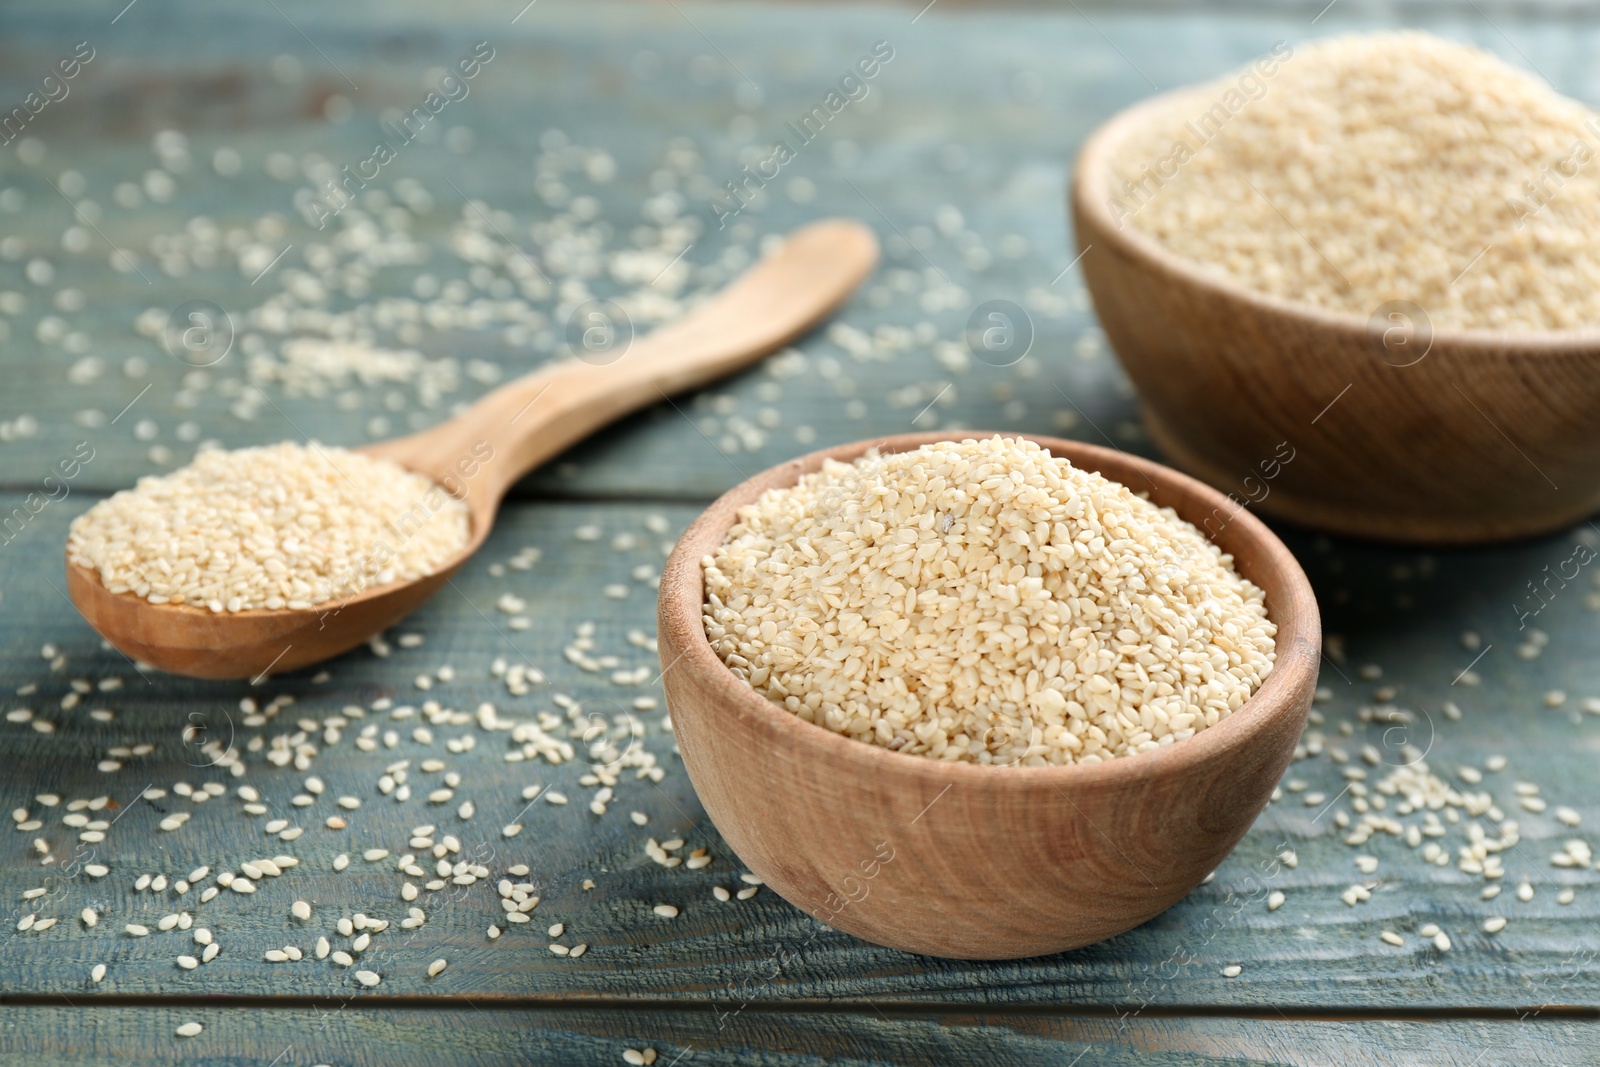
[3, 487, 1600, 1009]
[0, 0, 1598, 1059]
[3, 1005, 1594, 1067]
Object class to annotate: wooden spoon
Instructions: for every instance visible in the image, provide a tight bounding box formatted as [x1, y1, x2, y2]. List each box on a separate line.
[66, 219, 880, 680]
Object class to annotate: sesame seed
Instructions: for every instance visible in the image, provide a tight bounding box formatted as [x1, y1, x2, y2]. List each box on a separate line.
[355, 970, 381, 987]
[292, 900, 312, 921]
[1112, 32, 1600, 330]
[91, 964, 106, 983]
[428, 958, 448, 977]
[1484, 916, 1508, 933]
[1220, 965, 1242, 978]
[703, 437, 1274, 765]
[652, 904, 679, 919]
[175, 1022, 203, 1038]
[125, 924, 149, 937]
[67, 443, 469, 611]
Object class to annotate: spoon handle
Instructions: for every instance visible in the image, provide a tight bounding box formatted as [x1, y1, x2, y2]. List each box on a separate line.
[364, 218, 879, 503]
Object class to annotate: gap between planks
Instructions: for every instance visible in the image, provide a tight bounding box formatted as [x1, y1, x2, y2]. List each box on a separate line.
[2, 994, 1597, 1022]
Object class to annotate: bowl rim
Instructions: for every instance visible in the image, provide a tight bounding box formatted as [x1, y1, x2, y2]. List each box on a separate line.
[658, 431, 1322, 790]
[1072, 87, 1600, 351]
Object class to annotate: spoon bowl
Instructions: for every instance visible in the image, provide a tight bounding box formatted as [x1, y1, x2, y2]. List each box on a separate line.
[657, 432, 1320, 959]
[1073, 92, 1600, 544]
[67, 219, 880, 679]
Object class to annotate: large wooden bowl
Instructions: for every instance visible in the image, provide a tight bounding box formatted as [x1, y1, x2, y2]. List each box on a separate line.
[1073, 93, 1600, 544]
[657, 432, 1319, 959]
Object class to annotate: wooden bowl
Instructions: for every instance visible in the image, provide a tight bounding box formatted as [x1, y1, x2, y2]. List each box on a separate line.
[1072, 93, 1600, 544]
[657, 432, 1319, 959]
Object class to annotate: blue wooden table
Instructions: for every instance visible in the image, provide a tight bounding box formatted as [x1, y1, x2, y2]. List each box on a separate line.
[2, 0, 1599, 1062]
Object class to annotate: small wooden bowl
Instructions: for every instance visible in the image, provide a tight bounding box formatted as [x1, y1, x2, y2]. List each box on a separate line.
[657, 432, 1319, 959]
[1072, 93, 1600, 544]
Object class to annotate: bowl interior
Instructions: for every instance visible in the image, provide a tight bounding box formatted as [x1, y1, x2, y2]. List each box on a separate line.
[1072, 90, 1600, 351]
[661, 431, 1321, 788]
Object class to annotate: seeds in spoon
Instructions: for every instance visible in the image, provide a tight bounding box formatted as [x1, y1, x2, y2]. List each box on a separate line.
[67, 441, 470, 612]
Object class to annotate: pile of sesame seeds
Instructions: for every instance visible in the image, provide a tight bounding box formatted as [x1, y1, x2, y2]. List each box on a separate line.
[703, 436, 1277, 765]
[1111, 31, 1600, 330]
[66, 441, 470, 611]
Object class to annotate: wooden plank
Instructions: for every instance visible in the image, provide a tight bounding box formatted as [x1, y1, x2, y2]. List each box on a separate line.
[4, 492, 1600, 1010]
[1, 1005, 1596, 1066]
[1, 0, 1594, 501]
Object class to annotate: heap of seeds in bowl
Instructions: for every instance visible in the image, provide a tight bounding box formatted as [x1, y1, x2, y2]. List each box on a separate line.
[68, 441, 469, 611]
[1108, 31, 1600, 331]
[702, 436, 1276, 766]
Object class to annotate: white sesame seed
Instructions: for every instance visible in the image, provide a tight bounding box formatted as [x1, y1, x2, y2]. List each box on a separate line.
[652, 904, 679, 919]
[1220, 965, 1242, 978]
[175, 1022, 203, 1038]
[355, 970, 381, 987]
[91, 963, 106, 983]
[1380, 931, 1405, 947]
[67, 443, 470, 611]
[1484, 916, 1508, 934]
[703, 437, 1275, 765]
[177, 956, 199, 970]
